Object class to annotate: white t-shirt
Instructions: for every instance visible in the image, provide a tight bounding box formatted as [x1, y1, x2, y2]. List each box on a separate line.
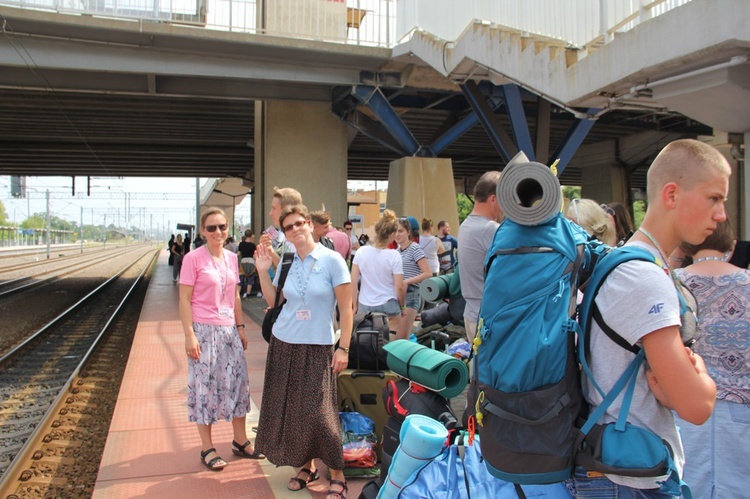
[350, 233, 359, 257]
[352, 245, 403, 306]
[583, 241, 685, 489]
[419, 235, 440, 274]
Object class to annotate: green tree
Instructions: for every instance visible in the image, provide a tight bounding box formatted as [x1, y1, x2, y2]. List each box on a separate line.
[0, 200, 7, 225]
[633, 200, 646, 229]
[562, 186, 581, 200]
[457, 193, 473, 224]
[22, 213, 46, 229]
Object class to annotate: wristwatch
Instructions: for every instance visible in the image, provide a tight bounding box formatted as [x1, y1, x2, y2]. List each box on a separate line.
[337, 345, 350, 354]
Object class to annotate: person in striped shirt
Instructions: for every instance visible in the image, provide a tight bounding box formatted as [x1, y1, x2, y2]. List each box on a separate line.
[394, 217, 432, 340]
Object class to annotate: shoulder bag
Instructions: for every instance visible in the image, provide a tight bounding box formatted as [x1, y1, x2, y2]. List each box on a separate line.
[261, 252, 294, 343]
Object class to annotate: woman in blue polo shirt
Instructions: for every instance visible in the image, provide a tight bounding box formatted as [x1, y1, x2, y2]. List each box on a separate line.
[254, 204, 353, 499]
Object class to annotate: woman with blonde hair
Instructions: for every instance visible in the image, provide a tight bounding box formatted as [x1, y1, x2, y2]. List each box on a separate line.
[351, 209, 404, 334]
[566, 198, 617, 246]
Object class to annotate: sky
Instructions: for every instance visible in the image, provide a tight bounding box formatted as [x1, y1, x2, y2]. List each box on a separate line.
[0, 176, 199, 235]
[0, 176, 386, 237]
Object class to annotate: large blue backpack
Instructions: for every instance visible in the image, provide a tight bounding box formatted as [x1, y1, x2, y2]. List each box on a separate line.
[473, 230, 694, 497]
[471, 213, 595, 485]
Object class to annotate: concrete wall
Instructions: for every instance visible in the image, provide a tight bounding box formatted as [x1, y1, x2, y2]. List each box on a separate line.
[254, 100, 349, 230]
[386, 157, 459, 235]
[266, 0, 347, 41]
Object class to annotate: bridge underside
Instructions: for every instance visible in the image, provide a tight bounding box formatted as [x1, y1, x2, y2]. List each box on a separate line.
[0, 6, 727, 192]
[0, 85, 710, 191]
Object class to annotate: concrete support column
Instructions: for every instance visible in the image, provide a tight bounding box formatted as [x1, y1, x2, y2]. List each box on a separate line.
[254, 100, 349, 230]
[578, 140, 628, 203]
[386, 157, 459, 234]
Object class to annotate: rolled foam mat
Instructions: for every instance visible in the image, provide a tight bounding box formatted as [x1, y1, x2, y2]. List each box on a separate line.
[420, 274, 452, 302]
[383, 340, 469, 398]
[497, 159, 562, 226]
[377, 414, 448, 499]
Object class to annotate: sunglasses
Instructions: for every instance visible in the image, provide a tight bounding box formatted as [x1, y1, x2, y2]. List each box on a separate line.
[344, 227, 352, 231]
[283, 220, 308, 233]
[600, 204, 616, 217]
[205, 224, 228, 233]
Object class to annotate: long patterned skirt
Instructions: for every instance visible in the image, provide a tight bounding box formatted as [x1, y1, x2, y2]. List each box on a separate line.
[255, 336, 344, 470]
[187, 323, 250, 424]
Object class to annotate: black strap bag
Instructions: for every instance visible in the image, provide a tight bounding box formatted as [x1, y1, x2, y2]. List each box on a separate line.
[261, 252, 294, 343]
[347, 312, 390, 370]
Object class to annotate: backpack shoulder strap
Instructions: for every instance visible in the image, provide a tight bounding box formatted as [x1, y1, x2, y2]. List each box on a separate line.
[273, 252, 295, 308]
[578, 246, 656, 397]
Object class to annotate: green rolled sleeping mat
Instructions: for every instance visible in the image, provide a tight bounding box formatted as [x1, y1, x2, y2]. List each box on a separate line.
[382, 340, 469, 398]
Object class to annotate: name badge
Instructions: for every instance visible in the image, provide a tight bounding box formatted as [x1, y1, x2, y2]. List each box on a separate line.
[296, 310, 312, 321]
[218, 306, 232, 318]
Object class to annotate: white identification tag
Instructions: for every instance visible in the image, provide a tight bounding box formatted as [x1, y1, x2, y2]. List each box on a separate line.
[296, 310, 312, 321]
[218, 306, 232, 318]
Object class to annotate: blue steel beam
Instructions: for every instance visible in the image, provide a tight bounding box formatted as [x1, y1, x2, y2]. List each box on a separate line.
[428, 112, 479, 156]
[460, 81, 515, 163]
[500, 84, 535, 161]
[352, 85, 423, 156]
[333, 107, 408, 157]
[551, 109, 600, 174]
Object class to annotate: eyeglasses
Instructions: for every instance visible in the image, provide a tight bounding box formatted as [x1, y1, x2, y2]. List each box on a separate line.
[205, 224, 228, 233]
[283, 220, 307, 233]
[344, 227, 352, 231]
[600, 204, 616, 217]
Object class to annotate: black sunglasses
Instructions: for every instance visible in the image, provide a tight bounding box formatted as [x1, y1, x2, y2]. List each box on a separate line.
[205, 224, 228, 233]
[283, 220, 307, 233]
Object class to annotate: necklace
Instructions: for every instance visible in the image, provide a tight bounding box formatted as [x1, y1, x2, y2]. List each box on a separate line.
[294, 257, 316, 305]
[637, 227, 671, 269]
[693, 252, 731, 264]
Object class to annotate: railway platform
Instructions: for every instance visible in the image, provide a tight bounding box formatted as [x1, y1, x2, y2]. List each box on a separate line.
[92, 249, 368, 499]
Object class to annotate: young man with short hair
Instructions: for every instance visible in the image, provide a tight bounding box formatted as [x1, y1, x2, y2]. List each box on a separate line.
[437, 220, 458, 274]
[575, 139, 726, 497]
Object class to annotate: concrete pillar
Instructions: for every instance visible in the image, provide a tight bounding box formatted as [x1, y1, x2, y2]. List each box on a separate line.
[578, 140, 628, 203]
[254, 100, 349, 230]
[386, 157, 460, 235]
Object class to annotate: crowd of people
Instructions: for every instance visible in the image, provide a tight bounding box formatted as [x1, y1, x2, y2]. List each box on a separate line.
[174, 139, 748, 498]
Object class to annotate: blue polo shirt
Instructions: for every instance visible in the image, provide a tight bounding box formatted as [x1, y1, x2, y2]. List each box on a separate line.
[272, 244, 351, 345]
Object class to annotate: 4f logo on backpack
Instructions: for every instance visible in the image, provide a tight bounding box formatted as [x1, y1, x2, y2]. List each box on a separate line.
[648, 303, 664, 314]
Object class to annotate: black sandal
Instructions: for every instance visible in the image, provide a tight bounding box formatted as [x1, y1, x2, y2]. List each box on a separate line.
[232, 440, 265, 459]
[287, 467, 320, 491]
[326, 479, 348, 499]
[200, 448, 225, 471]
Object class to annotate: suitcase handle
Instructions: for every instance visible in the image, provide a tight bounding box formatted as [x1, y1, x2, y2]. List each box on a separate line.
[350, 370, 385, 380]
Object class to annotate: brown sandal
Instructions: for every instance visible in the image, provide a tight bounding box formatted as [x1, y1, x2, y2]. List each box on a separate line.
[287, 468, 320, 491]
[326, 479, 348, 499]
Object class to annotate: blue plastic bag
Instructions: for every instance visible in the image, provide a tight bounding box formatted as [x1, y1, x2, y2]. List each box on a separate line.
[397, 439, 572, 499]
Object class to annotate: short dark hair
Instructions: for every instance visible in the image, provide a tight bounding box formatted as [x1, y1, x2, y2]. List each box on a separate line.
[437, 220, 447, 230]
[343, 220, 353, 228]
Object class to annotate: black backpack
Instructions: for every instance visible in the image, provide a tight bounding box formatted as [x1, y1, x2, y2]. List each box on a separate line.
[346, 312, 390, 371]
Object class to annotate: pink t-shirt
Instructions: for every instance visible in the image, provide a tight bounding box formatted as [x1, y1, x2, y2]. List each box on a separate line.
[180, 245, 240, 325]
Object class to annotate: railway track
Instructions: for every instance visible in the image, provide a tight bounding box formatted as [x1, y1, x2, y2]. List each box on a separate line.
[0, 246, 145, 298]
[0, 248, 158, 497]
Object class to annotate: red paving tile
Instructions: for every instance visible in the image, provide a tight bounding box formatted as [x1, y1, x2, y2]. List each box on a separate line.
[93, 251, 368, 499]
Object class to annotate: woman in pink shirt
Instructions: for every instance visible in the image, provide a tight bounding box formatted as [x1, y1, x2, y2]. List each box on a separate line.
[179, 207, 264, 471]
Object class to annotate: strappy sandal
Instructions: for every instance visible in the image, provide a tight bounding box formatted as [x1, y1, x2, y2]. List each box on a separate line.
[200, 448, 225, 471]
[326, 479, 348, 499]
[232, 440, 265, 459]
[287, 467, 320, 491]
